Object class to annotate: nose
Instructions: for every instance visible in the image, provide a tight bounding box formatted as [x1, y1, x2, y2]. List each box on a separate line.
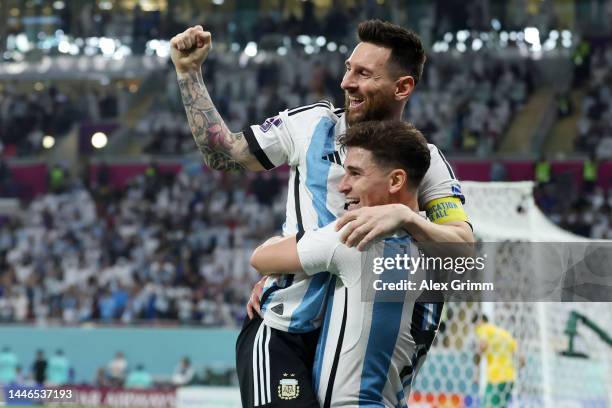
[340, 71, 356, 92]
[338, 174, 350, 194]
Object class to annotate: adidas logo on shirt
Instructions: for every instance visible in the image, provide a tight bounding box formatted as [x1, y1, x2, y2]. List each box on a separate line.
[321, 151, 342, 166]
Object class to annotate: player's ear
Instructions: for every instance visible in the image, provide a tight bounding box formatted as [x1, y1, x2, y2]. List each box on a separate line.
[395, 75, 415, 101]
[388, 169, 407, 194]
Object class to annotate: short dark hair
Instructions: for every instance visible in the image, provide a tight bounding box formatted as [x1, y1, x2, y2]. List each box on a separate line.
[358, 19, 426, 85]
[339, 121, 430, 188]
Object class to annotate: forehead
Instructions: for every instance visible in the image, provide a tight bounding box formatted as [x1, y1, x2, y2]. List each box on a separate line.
[345, 146, 375, 168]
[346, 42, 391, 71]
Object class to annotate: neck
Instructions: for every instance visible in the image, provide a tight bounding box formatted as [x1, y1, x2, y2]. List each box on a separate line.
[388, 102, 406, 121]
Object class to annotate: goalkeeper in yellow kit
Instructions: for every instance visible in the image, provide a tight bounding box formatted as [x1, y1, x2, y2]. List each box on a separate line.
[474, 314, 522, 408]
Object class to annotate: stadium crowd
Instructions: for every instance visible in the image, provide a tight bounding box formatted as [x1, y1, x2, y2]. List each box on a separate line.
[0, 83, 129, 157]
[575, 44, 612, 158]
[0, 346, 232, 387]
[140, 47, 533, 157]
[0, 163, 284, 326]
[535, 181, 612, 239]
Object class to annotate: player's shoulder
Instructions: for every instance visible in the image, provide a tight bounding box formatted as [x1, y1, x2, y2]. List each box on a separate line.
[284, 100, 344, 122]
[426, 142, 445, 157]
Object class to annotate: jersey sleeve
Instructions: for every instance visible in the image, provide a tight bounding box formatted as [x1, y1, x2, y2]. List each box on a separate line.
[297, 222, 361, 287]
[243, 110, 298, 169]
[296, 222, 341, 275]
[418, 144, 465, 208]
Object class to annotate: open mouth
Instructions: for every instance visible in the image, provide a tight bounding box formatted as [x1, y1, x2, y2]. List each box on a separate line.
[348, 97, 364, 109]
[344, 198, 360, 211]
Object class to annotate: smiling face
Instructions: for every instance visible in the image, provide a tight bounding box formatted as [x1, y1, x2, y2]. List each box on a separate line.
[338, 147, 394, 210]
[341, 42, 402, 126]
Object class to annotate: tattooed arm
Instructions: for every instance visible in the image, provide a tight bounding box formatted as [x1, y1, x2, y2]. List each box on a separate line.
[177, 71, 263, 171]
[171, 25, 263, 172]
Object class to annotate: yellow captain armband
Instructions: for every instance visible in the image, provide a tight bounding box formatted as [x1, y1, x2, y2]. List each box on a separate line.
[425, 197, 469, 225]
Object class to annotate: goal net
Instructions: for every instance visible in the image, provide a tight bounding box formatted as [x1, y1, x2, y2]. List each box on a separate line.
[409, 181, 612, 408]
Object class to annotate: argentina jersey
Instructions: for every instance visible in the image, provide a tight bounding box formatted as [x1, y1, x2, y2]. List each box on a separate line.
[297, 222, 443, 407]
[243, 101, 461, 333]
[244, 101, 347, 333]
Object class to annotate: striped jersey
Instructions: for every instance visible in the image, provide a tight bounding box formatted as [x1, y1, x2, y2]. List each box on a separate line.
[244, 101, 462, 333]
[297, 221, 443, 407]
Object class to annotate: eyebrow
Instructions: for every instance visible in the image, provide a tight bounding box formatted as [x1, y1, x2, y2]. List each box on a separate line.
[345, 165, 363, 173]
[345, 60, 373, 73]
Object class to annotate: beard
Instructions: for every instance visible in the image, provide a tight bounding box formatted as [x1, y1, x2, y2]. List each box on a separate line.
[344, 91, 396, 127]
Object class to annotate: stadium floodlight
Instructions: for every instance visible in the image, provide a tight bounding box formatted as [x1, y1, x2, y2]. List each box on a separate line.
[500, 31, 509, 42]
[491, 19, 501, 31]
[472, 38, 483, 51]
[58, 40, 70, 54]
[315, 36, 326, 47]
[15, 33, 31, 52]
[549, 30, 559, 40]
[304, 45, 314, 54]
[326, 42, 337, 52]
[443, 32, 453, 43]
[99, 1, 112, 10]
[42, 135, 55, 149]
[561, 30, 572, 39]
[276, 46, 287, 56]
[543, 39, 557, 51]
[456, 42, 467, 53]
[99, 37, 115, 55]
[524, 27, 540, 45]
[53, 1, 65, 9]
[456, 30, 470, 43]
[562, 39, 572, 48]
[155, 44, 169, 58]
[338, 45, 348, 53]
[86, 37, 99, 47]
[509, 31, 517, 41]
[244, 42, 257, 57]
[296, 35, 311, 45]
[212, 0, 224, 4]
[91, 132, 108, 149]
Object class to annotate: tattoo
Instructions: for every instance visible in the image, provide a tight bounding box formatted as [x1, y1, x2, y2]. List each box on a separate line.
[177, 71, 246, 171]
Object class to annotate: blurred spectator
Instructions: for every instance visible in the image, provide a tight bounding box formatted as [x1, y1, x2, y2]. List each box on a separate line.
[534, 155, 551, 184]
[0, 346, 18, 384]
[172, 357, 195, 386]
[125, 364, 153, 389]
[107, 351, 128, 387]
[32, 349, 47, 385]
[13, 365, 26, 383]
[47, 349, 70, 386]
[49, 164, 68, 194]
[583, 152, 599, 193]
[490, 161, 508, 182]
[94, 367, 109, 387]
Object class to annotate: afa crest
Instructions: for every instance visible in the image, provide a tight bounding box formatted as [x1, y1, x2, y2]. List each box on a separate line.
[278, 373, 300, 400]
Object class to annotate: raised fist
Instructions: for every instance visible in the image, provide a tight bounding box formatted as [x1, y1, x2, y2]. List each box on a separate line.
[170, 25, 212, 74]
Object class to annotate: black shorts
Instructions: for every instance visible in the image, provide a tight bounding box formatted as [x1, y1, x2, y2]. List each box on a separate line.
[236, 315, 320, 407]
